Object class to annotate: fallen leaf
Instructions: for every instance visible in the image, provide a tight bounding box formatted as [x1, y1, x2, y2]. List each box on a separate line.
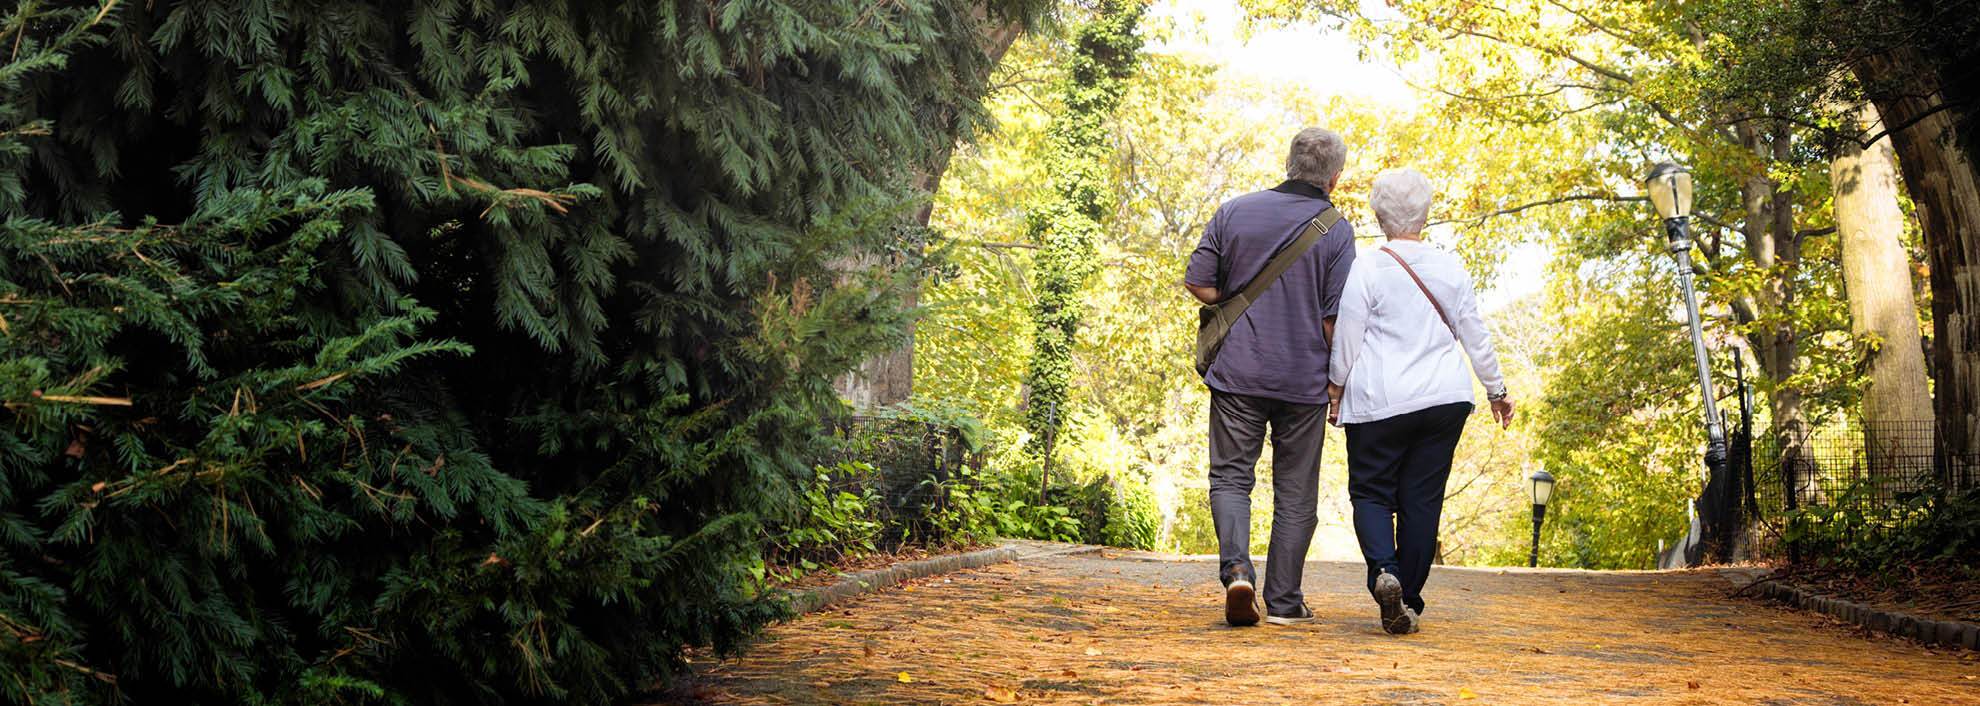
[984, 685, 1018, 703]
[897, 672, 914, 683]
[812, 680, 832, 689]
[1084, 647, 1103, 656]
[1459, 688, 1478, 700]
[1687, 681, 1701, 690]
[1061, 669, 1077, 678]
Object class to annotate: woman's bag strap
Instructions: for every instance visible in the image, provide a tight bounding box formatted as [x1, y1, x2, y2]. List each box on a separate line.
[1378, 246, 1457, 339]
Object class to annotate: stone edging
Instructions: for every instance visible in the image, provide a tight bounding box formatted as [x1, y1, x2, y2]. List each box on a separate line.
[786, 545, 1019, 614]
[1749, 578, 1979, 650]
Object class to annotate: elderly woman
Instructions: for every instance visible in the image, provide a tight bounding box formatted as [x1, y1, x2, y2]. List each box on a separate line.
[1326, 168, 1514, 635]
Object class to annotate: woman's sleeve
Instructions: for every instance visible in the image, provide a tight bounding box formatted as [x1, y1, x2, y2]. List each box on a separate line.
[1452, 266, 1507, 394]
[1328, 259, 1370, 389]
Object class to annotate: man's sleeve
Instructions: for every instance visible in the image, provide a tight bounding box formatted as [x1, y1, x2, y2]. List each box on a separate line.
[1319, 220, 1357, 318]
[1184, 206, 1224, 287]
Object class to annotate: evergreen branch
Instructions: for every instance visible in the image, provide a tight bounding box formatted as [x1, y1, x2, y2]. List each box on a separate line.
[90, 1, 119, 28]
[8, 393, 133, 407]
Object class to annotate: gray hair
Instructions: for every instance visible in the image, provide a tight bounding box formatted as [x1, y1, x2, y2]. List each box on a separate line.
[1370, 168, 1434, 238]
[1285, 127, 1347, 186]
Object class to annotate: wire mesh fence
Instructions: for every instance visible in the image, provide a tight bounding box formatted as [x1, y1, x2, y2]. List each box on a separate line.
[1746, 420, 1977, 562]
[820, 414, 984, 549]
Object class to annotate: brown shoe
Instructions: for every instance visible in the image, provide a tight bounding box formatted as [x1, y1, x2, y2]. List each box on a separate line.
[1225, 577, 1260, 627]
[1376, 571, 1409, 635]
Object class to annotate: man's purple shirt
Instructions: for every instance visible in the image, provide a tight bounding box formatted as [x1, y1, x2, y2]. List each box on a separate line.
[1186, 180, 1357, 405]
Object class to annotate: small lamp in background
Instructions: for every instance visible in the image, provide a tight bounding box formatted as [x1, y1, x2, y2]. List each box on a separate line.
[1527, 469, 1556, 568]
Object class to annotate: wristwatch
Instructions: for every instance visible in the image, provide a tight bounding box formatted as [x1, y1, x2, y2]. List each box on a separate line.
[1487, 386, 1509, 402]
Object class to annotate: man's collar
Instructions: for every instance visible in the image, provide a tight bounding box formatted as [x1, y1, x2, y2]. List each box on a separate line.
[1271, 179, 1329, 200]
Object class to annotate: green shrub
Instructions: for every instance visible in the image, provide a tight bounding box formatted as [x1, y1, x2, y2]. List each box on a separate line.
[0, 1, 1035, 703]
[763, 463, 886, 583]
[1103, 476, 1161, 550]
[1790, 481, 1980, 575]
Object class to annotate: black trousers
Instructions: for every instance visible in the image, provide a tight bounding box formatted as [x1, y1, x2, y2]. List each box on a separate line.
[1344, 401, 1471, 614]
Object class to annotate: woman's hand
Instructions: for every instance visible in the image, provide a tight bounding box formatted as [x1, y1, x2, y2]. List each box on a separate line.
[1490, 396, 1515, 429]
[1326, 383, 1344, 426]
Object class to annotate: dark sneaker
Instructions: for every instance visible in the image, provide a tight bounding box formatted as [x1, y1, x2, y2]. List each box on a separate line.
[1375, 571, 1409, 635]
[1224, 577, 1260, 627]
[1265, 601, 1315, 626]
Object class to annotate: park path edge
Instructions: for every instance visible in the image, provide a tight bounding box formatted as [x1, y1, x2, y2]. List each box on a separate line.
[1726, 569, 1980, 650]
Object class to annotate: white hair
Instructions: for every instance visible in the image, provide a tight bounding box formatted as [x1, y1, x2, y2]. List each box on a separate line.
[1285, 127, 1347, 186]
[1370, 168, 1434, 238]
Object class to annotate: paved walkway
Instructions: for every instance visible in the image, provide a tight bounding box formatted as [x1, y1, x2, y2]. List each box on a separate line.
[689, 551, 1977, 704]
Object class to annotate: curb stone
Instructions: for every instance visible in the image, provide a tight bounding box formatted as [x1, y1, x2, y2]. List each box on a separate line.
[1740, 574, 1978, 650]
[785, 546, 1019, 614]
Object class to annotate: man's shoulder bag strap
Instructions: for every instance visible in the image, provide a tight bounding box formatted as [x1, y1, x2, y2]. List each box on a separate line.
[1194, 206, 1342, 376]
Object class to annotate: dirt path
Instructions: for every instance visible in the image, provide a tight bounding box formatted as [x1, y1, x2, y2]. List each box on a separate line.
[684, 551, 1978, 704]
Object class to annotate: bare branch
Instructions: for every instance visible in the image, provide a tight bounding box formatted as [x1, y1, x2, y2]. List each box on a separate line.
[1445, 27, 1636, 86]
[1428, 194, 1647, 228]
[1856, 100, 1965, 148]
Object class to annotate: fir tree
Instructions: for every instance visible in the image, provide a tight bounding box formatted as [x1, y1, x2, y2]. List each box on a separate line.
[0, 1, 1038, 702]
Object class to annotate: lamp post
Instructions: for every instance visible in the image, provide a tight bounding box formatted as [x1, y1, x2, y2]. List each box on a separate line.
[1645, 162, 1730, 563]
[1527, 469, 1555, 568]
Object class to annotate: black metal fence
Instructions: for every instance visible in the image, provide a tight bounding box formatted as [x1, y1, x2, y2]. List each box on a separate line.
[1746, 420, 1977, 562]
[821, 414, 983, 548]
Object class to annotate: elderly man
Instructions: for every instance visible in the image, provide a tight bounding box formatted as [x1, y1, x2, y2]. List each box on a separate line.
[1184, 128, 1357, 627]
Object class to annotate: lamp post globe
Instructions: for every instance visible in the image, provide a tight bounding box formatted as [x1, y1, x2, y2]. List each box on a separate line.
[1646, 162, 1697, 254]
[1645, 162, 1694, 220]
[1528, 470, 1556, 507]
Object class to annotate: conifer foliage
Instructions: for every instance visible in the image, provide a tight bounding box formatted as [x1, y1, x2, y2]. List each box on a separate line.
[0, 1, 1033, 702]
[1022, 0, 1145, 468]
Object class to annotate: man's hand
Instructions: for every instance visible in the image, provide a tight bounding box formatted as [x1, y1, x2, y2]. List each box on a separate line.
[1326, 383, 1344, 426]
[1490, 396, 1515, 429]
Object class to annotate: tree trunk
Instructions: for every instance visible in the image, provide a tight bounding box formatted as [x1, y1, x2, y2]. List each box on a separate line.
[1829, 100, 1936, 478]
[1735, 122, 1812, 502]
[835, 18, 1026, 410]
[1854, 47, 1980, 483]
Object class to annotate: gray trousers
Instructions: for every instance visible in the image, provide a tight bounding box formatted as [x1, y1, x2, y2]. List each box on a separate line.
[1208, 390, 1324, 616]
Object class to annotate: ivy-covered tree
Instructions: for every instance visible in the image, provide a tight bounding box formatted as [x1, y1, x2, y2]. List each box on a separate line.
[0, 0, 1036, 703]
[1022, 0, 1145, 477]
